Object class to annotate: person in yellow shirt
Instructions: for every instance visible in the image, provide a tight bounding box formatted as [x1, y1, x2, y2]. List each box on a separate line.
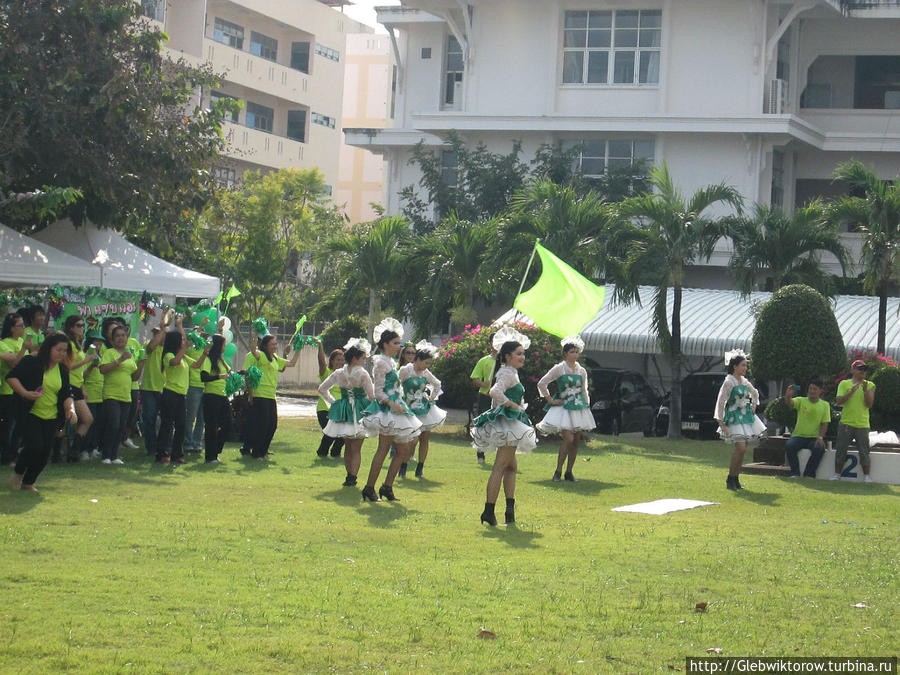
[141, 311, 172, 456]
[316, 343, 345, 458]
[1, 312, 32, 465]
[62, 315, 98, 462]
[246, 334, 300, 460]
[198, 335, 232, 463]
[155, 317, 190, 464]
[121, 320, 143, 450]
[98, 325, 139, 464]
[832, 359, 876, 482]
[81, 331, 106, 459]
[19, 305, 46, 354]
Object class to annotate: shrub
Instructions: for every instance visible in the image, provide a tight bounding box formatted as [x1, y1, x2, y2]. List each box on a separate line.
[431, 322, 564, 423]
[870, 365, 900, 431]
[750, 284, 845, 384]
[833, 349, 898, 389]
[319, 315, 366, 353]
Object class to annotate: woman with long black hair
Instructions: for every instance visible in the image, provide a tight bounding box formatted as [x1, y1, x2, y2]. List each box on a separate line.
[155, 317, 190, 464]
[7, 332, 77, 490]
[62, 315, 97, 462]
[98, 325, 138, 464]
[315, 343, 345, 458]
[0, 313, 32, 466]
[199, 334, 232, 463]
[246, 333, 300, 460]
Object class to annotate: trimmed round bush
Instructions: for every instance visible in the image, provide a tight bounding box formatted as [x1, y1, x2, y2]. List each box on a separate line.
[750, 284, 846, 384]
[871, 365, 900, 431]
[319, 315, 366, 353]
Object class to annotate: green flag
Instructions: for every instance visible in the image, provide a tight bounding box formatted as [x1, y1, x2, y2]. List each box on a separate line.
[225, 284, 241, 301]
[213, 290, 224, 305]
[513, 243, 605, 338]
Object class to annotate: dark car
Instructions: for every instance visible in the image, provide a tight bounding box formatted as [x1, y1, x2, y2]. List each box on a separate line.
[588, 368, 662, 436]
[664, 372, 770, 439]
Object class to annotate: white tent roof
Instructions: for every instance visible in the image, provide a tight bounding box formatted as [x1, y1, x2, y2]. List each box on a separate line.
[0, 222, 102, 287]
[31, 220, 220, 297]
[498, 285, 898, 359]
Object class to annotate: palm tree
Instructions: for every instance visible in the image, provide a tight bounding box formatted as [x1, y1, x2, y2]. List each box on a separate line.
[728, 202, 850, 296]
[827, 160, 900, 354]
[324, 216, 410, 339]
[605, 163, 743, 439]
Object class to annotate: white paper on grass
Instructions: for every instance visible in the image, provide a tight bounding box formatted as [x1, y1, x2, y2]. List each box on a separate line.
[611, 498, 718, 515]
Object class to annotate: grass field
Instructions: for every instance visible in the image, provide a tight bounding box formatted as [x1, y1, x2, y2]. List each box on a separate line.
[1, 419, 897, 673]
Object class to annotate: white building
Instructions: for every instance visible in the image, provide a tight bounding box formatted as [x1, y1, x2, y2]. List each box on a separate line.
[140, 0, 373, 195]
[346, 0, 900, 287]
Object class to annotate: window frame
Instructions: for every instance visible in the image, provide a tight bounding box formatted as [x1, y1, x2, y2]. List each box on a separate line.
[562, 138, 655, 179]
[443, 35, 465, 107]
[287, 110, 308, 142]
[250, 31, 278, 62]
[245, 101, 274, 133]
[213, 17, 244, 50]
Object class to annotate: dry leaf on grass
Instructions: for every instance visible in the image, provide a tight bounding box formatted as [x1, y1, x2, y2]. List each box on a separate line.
[706, 647, 723, 654]
[476, 628, 497, 639]
[695, 602, 708, 612]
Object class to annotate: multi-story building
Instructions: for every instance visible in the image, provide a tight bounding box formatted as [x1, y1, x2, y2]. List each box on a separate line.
[346, 0, 900, 288]
[141, 0, 372, 195]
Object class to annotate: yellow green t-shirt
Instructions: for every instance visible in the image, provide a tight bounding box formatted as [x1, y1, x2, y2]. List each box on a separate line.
[837, 379, 875, 429]
[142, 343, 165, 392]
[242, 352, 257, 372]
[792, 397, 831, 438]
[101, 349, 137, 402]
[31, 364, 62, 420]
[162, 352, 194, 396]
[84, 361, 104, 404]
[0, 336, 24, 396]
[68, 341, 88, 388]
[470, 354, 495, 396]
[24, 327, 44, 351]
[187, 347, 206, 388]
[252, 353, 287, 400]
[317, 368, 341, 412]
[127, 337, 141, 391]
[201, 357, 229, 396]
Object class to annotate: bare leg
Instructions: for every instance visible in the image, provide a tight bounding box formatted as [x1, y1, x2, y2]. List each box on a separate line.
[344, 438, 363, 478]
[566, 432, 581, 474]
[75, 399, 94, 438]
[729, 441, 747, 477]
[384, 441, 410, 486]
[502, 453, 518, 499]
[365, 434, 393, 488]
[416, 432, 429, 465]
[486, 446, 516, 503]
[555, 432, 570, 474]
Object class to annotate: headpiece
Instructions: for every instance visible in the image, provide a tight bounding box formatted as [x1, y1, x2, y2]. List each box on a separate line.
[491, 325, 531, 351]
[724, 348, 748, 363]
[414, 339, 439, 358]
[561, 335, 585, 352]
[343, 337, 372, 354]
[373, 317, 403, 344]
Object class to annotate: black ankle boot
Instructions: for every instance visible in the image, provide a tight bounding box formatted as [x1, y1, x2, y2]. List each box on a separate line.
[361, 485, 379, 501]
[415, 461, 424, 478]
[726, 475, 738, 490]
[480, 502, 497, 526]
[734, 475, 743, 489]
[342, 473, 357, 487]
[378, 484, 398, 501]
[505, 498, 515, 524]
[398, 462, 407, 479]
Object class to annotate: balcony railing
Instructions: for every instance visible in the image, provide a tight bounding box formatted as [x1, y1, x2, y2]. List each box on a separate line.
[841, 0, 900, 8]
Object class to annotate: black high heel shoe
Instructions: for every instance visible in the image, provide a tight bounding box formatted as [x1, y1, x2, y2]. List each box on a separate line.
[378, 484, 398, 501]
[361, 485, 379, 502]
[504, 498, 515, 524]
[480, 502, 497, 526]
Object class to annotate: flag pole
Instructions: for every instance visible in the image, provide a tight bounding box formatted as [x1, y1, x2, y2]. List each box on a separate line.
[512, 238, 540, 322]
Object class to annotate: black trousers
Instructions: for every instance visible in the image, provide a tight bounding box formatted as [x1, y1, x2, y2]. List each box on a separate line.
[83, 401, 102, 454]
[202, 394, 231, 462]
[122, 389, 140, 439]
[249, 397, 277, 458]
[0, 394, 20, 465]
[316, 409, 344, 456]
[101, 399, 131, 460]
[157, 389, 186, 460]
[15, 414, 58, 485]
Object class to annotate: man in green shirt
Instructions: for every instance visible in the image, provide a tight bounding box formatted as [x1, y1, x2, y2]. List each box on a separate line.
[469, 335, 497, 464]
[832, 359, 876, 482]
[784, 377, 831, 478]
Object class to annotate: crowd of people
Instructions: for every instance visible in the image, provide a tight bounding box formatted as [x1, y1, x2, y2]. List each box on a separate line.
[1, 305, 878, 519]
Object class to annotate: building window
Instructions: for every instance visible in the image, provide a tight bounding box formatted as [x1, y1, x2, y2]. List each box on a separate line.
[771, 149, 784, 207]
[315, 44, 340, 62]
[311, 112, 336, 129]
[562, 9, 660, 85]
[250, 31, 278, 62]
[141, 0, 164, 22]
[214, 167, 237, 189]
[563, 138, 655, 177]
[287, 110, 307, 142]
[322, 185, 333, 196]
[440, 150, 458, 187]
[444, 36, 464, 106]
[210, 91, 239, 122]
[291, 42, 310, 73]
[214, 17, 244, 50]
[246, 102, 274, 133]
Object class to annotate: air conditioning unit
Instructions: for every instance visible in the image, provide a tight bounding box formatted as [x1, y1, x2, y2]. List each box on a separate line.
[767, 78, 787, 114]
[449, 81, 463, 111]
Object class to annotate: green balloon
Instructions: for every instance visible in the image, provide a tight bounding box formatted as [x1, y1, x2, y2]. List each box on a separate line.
[223, 342, 237, 365]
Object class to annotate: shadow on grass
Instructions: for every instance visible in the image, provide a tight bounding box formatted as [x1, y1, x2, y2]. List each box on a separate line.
[0, 490, 44, 513]
[480, 523, 543, 548]
[789, 478, 896, 495]
[315, 486, 368, 507]
[732, 488, 781, 505]
[531, 478, 623, 494]
[358, 501, 419, 528]
[392, 477, 446, 492]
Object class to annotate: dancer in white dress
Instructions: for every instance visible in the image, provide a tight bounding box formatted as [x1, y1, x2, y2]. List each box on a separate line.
[471, 325, 537, 526]
[398, 340, 447, 479]
[536, 336, 595, 482]
[713, 349, 766, 491]
[360, 318, 422, 502]
[317, 338, 375, 487]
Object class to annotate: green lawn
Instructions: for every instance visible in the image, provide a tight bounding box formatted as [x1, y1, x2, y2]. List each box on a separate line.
[1, 420, 897, 673]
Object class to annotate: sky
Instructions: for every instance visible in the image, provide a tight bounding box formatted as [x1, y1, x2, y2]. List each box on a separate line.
[341, 0, 400, 34]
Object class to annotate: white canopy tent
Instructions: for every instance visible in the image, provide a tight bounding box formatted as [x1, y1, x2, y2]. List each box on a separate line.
[30, 220, 220, 297]
[0, 222, 102, 287]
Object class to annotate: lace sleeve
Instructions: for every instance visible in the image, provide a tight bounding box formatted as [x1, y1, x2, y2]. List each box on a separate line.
[317, 369, 341, 406]
[714, 376, 735, 421]
[397, 363, 413, 383]
[579, 364, 590, 404]
[537, 362, 564, 398]
[424, 369, 442, 401]
[745, 378, 760, 407]
[372, 356, 391, 402]
[489, 367, 518, 406]
[359, 369, 376, 401]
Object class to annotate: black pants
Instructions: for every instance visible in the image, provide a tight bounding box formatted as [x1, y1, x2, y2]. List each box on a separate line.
[316, 409, 344, 456]
[15, 415, 59, 485]
[157, 389, 186, 460]
[249, 397, 277, 458]
[0, 394, 20, 465]
[202, 394, 231, 462]
[102, 400, 131, 460]
[122, 389, 140, 439]
[83, 401, 102, 454]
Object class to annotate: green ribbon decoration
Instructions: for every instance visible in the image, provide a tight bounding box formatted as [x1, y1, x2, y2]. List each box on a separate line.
[292, 333, 320, 351]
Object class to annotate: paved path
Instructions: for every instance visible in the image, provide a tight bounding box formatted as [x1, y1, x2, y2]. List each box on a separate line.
[276, 396, 318, 418]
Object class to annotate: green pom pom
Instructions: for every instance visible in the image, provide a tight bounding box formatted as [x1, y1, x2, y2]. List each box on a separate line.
[225, 371, 246, 397]
[293, 334, 320, 351]
[187, 331, 209, 350]
[246, 365, 263, 389]
[253, 318, 269, 338]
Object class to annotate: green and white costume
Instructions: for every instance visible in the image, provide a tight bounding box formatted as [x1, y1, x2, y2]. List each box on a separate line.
[471, 365, 538, 454]
[398, 363, 447, 431]
[317, 364, 376, 440]
[714, 374, 766, 442]
[535, 361, 595, 434]
[361, 354, 422, 442]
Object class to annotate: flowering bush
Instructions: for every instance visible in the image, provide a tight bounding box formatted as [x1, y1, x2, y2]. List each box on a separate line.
[431, 322, 570, 424]
[833, 349, 898, 386]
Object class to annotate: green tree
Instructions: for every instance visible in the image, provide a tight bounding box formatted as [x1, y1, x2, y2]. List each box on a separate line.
[198, 169, 344, 325]
[605, 163, 743, 439]
[728, 202, 850, 296]
[0, 0, 234, 250]
[323, 216, 411, 338]
[827, 160, 900, 354]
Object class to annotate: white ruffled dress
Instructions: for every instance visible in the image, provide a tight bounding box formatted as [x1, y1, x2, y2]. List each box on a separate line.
[399, 363, 447, 431]
[470, 365, 538, 454]
[713, 374, 767, 442]
[361, 355, 423, 443]
[317, 364, 377, 439]
[535, 361, 596, 435]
